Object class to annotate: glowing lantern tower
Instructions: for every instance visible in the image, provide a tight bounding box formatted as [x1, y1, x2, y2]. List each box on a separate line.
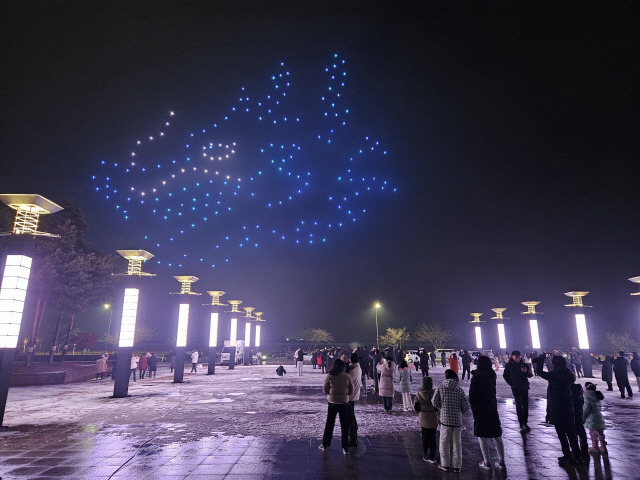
[253, 312, 265, 349]
[242, 307, 255, 366]
[204, 290, 227, 375]
[521, 301, 542, 350]
[469, 313, 485, 349]
[490, 308, 508, 350]
[0, 194, 61, 427]
[111, 250, 155, 398]
[226, 300, 242, 369]
[170, 276, 201, 383]
[564, 291, 593, 378]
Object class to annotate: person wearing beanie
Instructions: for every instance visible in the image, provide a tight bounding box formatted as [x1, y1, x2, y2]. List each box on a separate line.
[503, 350, 533, 431]
[432, 369, 470, 473]
[613, 351, 633, 398]
[583, 382, 607, 452]
[414, 376, 438, 463]
[535, 353, 582, 465]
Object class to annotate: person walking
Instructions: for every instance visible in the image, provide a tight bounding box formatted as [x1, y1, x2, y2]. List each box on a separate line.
[469, 356, 507, 472]
[95, 354, 108, 380]
[190, 350, 199, 373]
[448, 353, 459, 376]
[630, 352, 640, 393]
[432, 369, 470, 473]
[130, 354, 139, 382]
[378, 355, 396, 412]
[503, 350, 533, 431]
[296, 348, 305, 376]
[346, 353, 362, 446]
[319, 359, 353, 455]
[430, 350, 436, 368]
[398, 360, 413, 411]
[613, 351, 633, 398]
[440, 351, 447, 368]
[461, 350, 472, 380]
[414, 376, 438, 463]
[599, 355, 614, 391]
[139, 352, 148, 379]
[534, 354, 582, 465]
[148, 352, 158, 379]
[583, 382, 607, 453]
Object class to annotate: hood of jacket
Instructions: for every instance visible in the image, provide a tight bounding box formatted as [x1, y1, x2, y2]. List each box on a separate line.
[441, 378, 459, 389]
[471, 368, 496, 379]
[584, 389, 604, 401]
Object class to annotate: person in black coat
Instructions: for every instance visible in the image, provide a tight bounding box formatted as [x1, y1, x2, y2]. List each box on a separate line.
[440, 351, 447, 367]
[613, 351, 633, 398]
[571, 383, 589, 458]
[461, 350, 473, 380]
[418, 349, 430, 377]
[503, 350, 533, 431]
[469, 356, 507, 471]
[534, 354, 582, 465]
[599, 355, 614, 391]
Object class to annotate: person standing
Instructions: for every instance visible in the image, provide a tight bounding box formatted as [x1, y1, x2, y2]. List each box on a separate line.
[378, 355, 396, 412]
[461, 350, 472, 380]
[169, 351, 176, 373]
[469, 356, 507, 472]
[147, 352, 158, 379]
[432, 369, 470, 473]
[440, 351, 447, 368]
[599, 355, 613, 391]
[139, 352, 148, 379]
[190, 350, 199, 373]
[398, 360, 413, 411]
[503, 350, 533, 431]
[95, 354, 108, 380]
[296, 348, 305, 376]
[319, 359, 353, 455]
[613, 351, 633, 398]
[630, 352, 640, 393]
[534, 354, 582, 465]
[414, 376, 438, 463]
[346, 353, 362, 446]
[571, 382, 589, 458]
[572, 347, 583, 378]
[130, 354, 139, 382]
[320, 349, 327, 374]
[448, 353, 459, 376]
[583, 382, 607, 453]
[419, 349, 429, 377]
[430, 350, 436, 368]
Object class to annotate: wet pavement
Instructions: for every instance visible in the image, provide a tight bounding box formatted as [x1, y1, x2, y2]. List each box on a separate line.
[0, 363, 638, 479]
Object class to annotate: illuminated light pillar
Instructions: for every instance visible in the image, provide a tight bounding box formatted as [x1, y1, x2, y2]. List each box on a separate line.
[227, 300, 242, 369]
[490, 308, 508, 350]
[255, 325, 261, 348]
[629, 276, 640, 296]
[112, 250, 155, 398]
[521, 301, 542, 350]
[469, 313, 485, 349]
[205, 290, 226, 375]
[243, 307, 255, 365]
[564, 291, 593, 378]
[0, 194, 61, 427]
[170, 276, 201, 383]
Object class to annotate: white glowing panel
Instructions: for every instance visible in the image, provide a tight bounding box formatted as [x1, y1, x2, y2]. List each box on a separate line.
[475, 326, 482, 349]
[497, 323, 507, 349]
[209, 312, 218, 347]
[529, 319, 541, 350]
[245, 322, 251, 347]
[230, 317, 237, 346]
[0, 255, 32, 348]
[255, 325, 261, 347]
[118, 288, 139, 347]
[176, 303, 189, 347]
[575, 313, 589, 350]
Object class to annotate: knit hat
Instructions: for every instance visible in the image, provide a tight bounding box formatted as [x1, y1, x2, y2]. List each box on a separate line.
[421, 376, 433, 390]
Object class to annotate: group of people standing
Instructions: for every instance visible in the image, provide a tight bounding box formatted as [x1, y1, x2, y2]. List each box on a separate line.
[128, 352, 159, 381]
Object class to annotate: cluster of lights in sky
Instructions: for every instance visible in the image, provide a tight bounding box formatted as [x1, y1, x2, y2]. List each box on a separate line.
[92, 54, 397, 269]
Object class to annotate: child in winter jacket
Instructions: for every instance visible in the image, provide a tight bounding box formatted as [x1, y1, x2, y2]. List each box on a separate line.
[414, 376, 438, 463]
[583, 382, 606, 453]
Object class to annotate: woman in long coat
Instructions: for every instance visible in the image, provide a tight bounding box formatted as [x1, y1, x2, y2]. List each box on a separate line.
[414, 376, 438, 462]
[378, 356, 396, 412]
[469, 355, 506, 471]
[599, 355, 613, 391]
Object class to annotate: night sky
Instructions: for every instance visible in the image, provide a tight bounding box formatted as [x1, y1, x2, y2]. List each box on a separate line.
[2, 2, 639, 350]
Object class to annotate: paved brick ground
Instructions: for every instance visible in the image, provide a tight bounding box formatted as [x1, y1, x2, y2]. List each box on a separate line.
[0, 363, 638, 479]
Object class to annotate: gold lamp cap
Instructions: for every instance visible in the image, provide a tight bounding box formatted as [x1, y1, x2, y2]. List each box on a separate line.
[629, 277, 640, 296]
[0, 194, 63, 214]
[117, 249, 155, 261]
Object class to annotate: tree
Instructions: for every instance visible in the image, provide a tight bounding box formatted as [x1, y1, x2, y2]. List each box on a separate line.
[73, 332, 98, 351]
[413, 323, 455, 351]
[605, 331, 639, 353]
[379, 327, 410, 349]
[301, 328, 334, 351]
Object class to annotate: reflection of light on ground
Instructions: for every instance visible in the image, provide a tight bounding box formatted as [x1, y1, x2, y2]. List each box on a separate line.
[505, 398, 513, 406]
[228, 392, 243, 396]
[245, 411, 257, 414]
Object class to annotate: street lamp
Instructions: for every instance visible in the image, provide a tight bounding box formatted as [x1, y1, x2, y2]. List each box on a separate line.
[104, 304, 113, 353]
[227, 300, 242, 369]
[374, 303, 381, 350]
[521, 301, 542, 350]
[469, 313, 485, 349]
[204, 290, 227, 375]
[490, 308, 508, 350]
[170, 276, 201, 383]
[564, 291, 593, 378]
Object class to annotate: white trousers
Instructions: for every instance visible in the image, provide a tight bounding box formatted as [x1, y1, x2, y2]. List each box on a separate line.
[401, 392, 412, 410]
[478, 436, 505, 465]
[439, 425, 462, 469]
[297, 361, 303, 376]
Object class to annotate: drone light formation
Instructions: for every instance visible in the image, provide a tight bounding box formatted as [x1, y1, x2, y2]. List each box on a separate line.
[92, 54, 397, 270]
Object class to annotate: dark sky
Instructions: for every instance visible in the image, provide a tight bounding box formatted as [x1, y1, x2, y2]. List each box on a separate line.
[2, 2, 639, 351]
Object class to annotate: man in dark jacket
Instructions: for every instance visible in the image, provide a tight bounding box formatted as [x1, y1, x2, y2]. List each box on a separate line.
[535, 354, 582, 465]
[419, 349, 430, 377]
[613, 351, 633, 398]
[430, 350, 437, 368]
[503, 350, 533, 431]
[461, 350, 473, 380]
[631, 352, 640, 393]
[440, 351, 447, 368]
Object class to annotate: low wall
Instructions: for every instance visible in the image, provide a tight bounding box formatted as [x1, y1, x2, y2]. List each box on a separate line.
[10, 363, 101, 387]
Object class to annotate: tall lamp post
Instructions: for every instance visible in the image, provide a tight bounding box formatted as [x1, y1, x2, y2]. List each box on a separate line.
[374, 303, 381, 350]
[490, 308, 508, 350]
[104, 304, 113, 353]
[253, 312, 265, 363]
[243, 307, 255, 366]
[204, 290, 227, 375]
[226, 300, 242, 369]
[521, 301, 542, 350]
[469, 313, 485, 349]
[629, 276, 640, 296]
[564, 291, 593, 378]
[0, 194, 62, 428]
[170, 276, 201, 383]
[111, 250, 155, 398]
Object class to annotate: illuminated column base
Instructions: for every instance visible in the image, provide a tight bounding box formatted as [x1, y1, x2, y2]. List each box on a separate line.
[529, 319, 541, 350]
[497, 324, 506, 350]
[173, 347, 186, 383]
[475, 326, 483, 349]
[112, 287, 140, 398]
[111, 347, 133, 398]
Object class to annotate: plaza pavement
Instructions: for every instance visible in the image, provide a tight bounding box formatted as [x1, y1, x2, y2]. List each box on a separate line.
[0, 362, 638, 479]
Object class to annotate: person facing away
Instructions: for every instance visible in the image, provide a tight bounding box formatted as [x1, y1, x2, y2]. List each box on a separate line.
[378, 355, 396, 412]
[583, 382, 606, 453]
[320, 359, 353, 455]
[469, 355, 507, 472]
[534, 354, 582, 465]
[440, 351, 447, 367]
[95, 354, 107, 380]
[275, 365, 287, 376]
[430, 350, 436, 368]
[613, 351, 633, 398]
[631, 352, 640, 393]
[418, 349, 430, 377]
[346, 353, 362, 447]
[169, 351, 176, 373]
[570, 382, 589, 458]
[599, 354, 614, 391]
[432, 369, 470, 473]
[191, 350, 199, 373]
[138, 353, 148, 378]
[572, 347, 583, 377]
[503, 350, 533, 431]
[130, 354, 139, 382]
[398, 359, 413, 411]
[448, 353, 459, 376]
[296, 348, 305, 376]
[414, 376, 438, 463]
[460, 350, 472, 380]
[147, 353, 158, 378]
